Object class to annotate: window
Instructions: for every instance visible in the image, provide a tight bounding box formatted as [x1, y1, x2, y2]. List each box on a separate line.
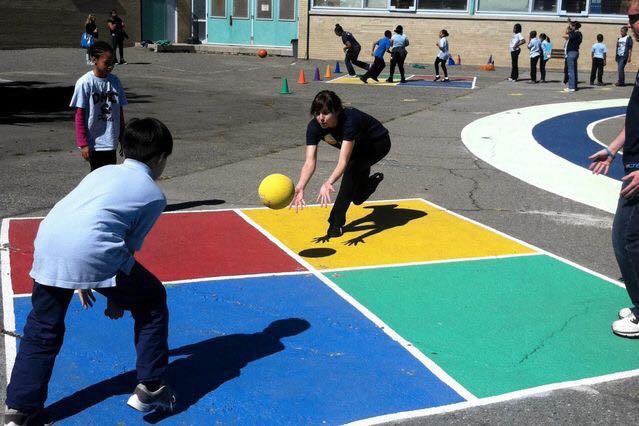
[364, 0, 387, 8]
[280, 0, 295, 19]
[193, 0, 207, 18]
[591, 0, 631, 14]
[233, 0, 249, 17]
[257, 0, 272, 18]
[390, 0, 415, 10]
[417, 0, 467, 9]
[313, 0, 362, 7]
[477, 0, 528, 12]
[560, 0, 587, 13]
[211, 0, 225, 17]
[532, 0, 557, 12]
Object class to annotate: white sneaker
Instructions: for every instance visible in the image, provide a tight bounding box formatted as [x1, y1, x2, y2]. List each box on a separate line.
[612, 313, 639, 337]
[563, 88, 576, 92]
[618, 307, 636, 319]
[127, 383, 176, 413]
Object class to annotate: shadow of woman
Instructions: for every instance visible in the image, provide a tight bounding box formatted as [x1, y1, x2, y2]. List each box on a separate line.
[314, 204, 427, 245]
[45, 318, 311, 423]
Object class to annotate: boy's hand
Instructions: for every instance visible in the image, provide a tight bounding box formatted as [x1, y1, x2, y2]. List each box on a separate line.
[78, 289, 95, 309]
[80, 146, 90, 161]
[105, 299, 124, 320]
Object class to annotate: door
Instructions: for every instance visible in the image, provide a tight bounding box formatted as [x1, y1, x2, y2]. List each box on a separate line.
[252, 0, 298, 46]
[193, 0, 207, 41]
[142, 0, 167, 41]
[208, 0, 252, 44]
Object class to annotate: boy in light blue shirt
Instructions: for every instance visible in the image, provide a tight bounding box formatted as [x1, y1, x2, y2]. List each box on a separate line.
[360, 30, 392, 84]
[591, 33, 608, 85]
[4, 118, 176, 424]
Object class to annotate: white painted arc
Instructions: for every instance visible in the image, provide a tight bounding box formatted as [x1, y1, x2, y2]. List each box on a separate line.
[586, 113, 625, 151]
[461, 99, 628, 214]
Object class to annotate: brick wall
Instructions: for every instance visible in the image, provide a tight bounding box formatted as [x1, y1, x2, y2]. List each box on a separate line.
[0, 0, 141, 49]
[300, 13, 630, 70]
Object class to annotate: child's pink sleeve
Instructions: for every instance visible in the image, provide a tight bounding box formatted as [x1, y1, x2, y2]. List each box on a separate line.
[74, 107, 89, 149]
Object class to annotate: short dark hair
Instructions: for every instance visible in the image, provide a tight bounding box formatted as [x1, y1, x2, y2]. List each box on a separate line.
[88, 41, 114, 61]
[597, 33, 604, 42]
[384, 30, 392, 38]
[310, 91, 343, 116]
[514, 23, 522, 33]
[530, 30, 537, 38]
[540, 33, 547, 40]
[441, 29, 449, 37]
[395, 25, 403, 34]
[120, 118, 173, 163]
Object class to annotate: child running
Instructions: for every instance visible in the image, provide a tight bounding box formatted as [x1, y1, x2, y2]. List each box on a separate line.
[334, 24, 370, 77]
[290, 91, 391, 239]
[360, 30, 392, 84]
[3, 118, 175, 425]
[386, 25, 409, 84]
[71, 40, 127, 171]
[540, 33, 552, 83]
[528, 30, 541, 83]
[591, 34, 608, 86]
[434, 29, 450, 82]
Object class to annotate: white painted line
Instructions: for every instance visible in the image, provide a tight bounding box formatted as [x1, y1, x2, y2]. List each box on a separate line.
[1, 219, 17, 380]
[586, 113, 625, 150]
[233, 208, 478, 402]
[323, 252, 543, 274]
[346, 367, 639, 425]
[461, 99, 628, 214]
[471, 76, 477, 90]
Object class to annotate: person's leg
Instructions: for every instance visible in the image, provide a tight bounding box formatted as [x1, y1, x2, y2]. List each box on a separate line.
[575, 53, 579, 89]
[619, 56, 627, 85]
[441, 59, 448, 79]
[111, 35, 119, 62]
[398, 50, 406, 82]
[97, 262, 169, 383]
[344, 51, 356, 76]
[564, 58, 569, 84]
[434, 58, 441, 79]
[513, 50, 520, 80]
[567, 52, 577, 90]
[597, 58, 604, 84]
[387, 51, 398, 82]
[6, 283, 74, 413]
[530, 57, 537, 82]
[350, 46, 369, 71]
[590, 59, 597, 85]
[89, 150, 118, 171]
[370, 58, 385, 80]
[117, 37, 125, 63]
[612, 195, 639, 308]
[540, 58, 546, 82]
[352, 136, 391, 205]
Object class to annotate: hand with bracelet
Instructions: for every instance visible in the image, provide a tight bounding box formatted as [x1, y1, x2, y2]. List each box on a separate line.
[588, 146, 615, 175]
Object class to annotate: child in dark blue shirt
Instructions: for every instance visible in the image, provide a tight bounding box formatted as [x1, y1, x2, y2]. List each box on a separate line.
[360, 30, 392, 84]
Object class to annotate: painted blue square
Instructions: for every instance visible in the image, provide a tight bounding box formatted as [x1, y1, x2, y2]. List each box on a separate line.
[13, 274, 464, 424]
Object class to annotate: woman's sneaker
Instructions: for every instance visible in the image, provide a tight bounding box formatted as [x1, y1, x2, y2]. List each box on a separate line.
[443, 77, 450, 82]
[433, 75, 440, 81]
[612, 311, 639, 337]
[127, 383, 176, 413]
[3, 407, 52, 426]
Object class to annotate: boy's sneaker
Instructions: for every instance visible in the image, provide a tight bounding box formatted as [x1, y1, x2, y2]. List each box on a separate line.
[434, 75, 440, 81]
[371, 76, 379, 82]
[385, 78, 393, 83]
[612, 312, 639, 337]
[326, 224, 343, 238]
[563, 88, 576, 92]
[127, 383, 176, 413]
[3, 407, 52, 426]
[359, 76, 368, 84]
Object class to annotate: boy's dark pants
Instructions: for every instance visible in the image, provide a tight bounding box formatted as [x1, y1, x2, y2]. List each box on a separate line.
[344, 46, 369, 76]
[329, 135, 391, 228]
[511, 49, 520, 80]
[389, 48, 407, 81]
[111, 34, 125, 63]
[590, 58, 604, 84]
[89, 149, 118, 171]
[530, 56, 540, 82]
[362, 56, 385, 80]
[617, 55, 628, 85]
[6, 262, 168, 413]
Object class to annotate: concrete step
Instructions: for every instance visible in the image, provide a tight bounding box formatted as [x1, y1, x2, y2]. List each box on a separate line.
[135, 42, 293, 57]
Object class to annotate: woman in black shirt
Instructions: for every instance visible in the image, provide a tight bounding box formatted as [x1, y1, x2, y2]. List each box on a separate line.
[335, 24, 370, 77]
[84, 14, 98, 65]
[291, 91, 391, 239]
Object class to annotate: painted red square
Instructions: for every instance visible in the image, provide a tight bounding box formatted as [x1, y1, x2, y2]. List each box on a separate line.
[5, 211, 304, 295]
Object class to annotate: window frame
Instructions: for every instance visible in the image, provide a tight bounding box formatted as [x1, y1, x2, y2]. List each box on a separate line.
[415, 0, 469, 12]
[256, 0, 274, 20]
[279, 0, 297, 20]
[209, 0, 226, 18]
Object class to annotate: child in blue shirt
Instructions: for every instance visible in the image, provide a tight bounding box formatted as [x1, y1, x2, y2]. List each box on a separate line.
[540, 33, 552, 83]
[360, 30, 392, 84]
[591, 33, 608, 86]
[527, 30, 542, 83]
[4, 118, 175, 425]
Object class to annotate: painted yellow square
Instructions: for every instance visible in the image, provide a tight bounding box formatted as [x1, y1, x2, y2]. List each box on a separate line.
[243, 199, 536, 270]
[328, 76, 398, 86]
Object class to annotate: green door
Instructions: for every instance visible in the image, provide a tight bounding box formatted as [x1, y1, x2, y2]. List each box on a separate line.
[208, 0, 298, 47]
[141, 0, 167, 41]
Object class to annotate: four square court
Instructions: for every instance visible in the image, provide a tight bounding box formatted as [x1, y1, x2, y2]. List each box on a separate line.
[1, 199, 636, 424]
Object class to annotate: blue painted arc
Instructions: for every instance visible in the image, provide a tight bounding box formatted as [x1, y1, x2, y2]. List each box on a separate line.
[532, 106, 626, 181]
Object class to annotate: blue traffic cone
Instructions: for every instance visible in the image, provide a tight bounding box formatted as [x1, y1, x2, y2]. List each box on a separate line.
[447, 56, 455, 66]
[334, 61, 341, 73]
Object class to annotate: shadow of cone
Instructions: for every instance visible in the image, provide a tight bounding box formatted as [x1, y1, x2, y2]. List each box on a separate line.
[324, 65, 332, 79]
[298, 69, 307, 84]
[280, 78, 291, 94]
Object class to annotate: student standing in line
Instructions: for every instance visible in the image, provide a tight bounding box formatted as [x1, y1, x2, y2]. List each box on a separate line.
[563, 20, 583, 92]
[70, 41, 127, 171]
[107, 9, 127, 65]
[3, 118, 175, 425]
[528, 31, 542, 83]
[434, 29, 450, 82]
[616, 26, 633, 86]
[509, 24, 526, 82]
[84, 14, 98, 65]
[360, 30, 391, 84]
[540, 33, 552, 83]
[387, 25, 409, 84]
[334, 24, 370, 77]
[591, 34, 608, 86]
[291, 91, 390, 239]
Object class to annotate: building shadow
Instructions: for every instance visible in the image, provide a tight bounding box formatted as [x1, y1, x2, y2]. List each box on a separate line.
[313, 204, 427, 246]
[45, 318, 311, 423]
[164, 199, 226, 212]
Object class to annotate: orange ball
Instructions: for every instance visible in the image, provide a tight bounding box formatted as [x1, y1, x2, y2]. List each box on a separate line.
[258, 49, 267, 58]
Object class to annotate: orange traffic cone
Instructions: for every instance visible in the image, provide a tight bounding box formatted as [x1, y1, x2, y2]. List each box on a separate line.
[298, 69, 307, 84]
[324, 65, 332, 79]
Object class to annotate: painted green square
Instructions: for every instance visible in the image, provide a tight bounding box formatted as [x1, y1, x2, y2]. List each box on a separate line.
[329, 255, 638, 397]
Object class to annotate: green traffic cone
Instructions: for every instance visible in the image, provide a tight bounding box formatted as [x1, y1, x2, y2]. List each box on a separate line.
[280, 78, 291, 94]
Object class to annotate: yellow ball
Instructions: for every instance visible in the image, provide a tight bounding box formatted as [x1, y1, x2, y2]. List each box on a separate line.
[258, 174, 295, 210]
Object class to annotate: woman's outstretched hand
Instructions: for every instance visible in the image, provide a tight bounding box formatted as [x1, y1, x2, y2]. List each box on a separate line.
[317, 182, 335, 207]
[289, 187, 306, 212]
